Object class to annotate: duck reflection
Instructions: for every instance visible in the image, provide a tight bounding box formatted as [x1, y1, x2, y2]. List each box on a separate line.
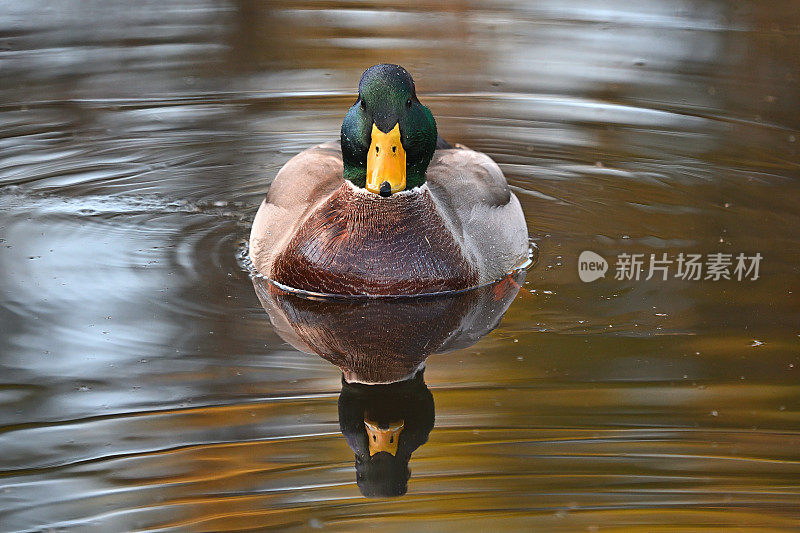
[339, 369, 433, 497]
[252, 272, 525, 497]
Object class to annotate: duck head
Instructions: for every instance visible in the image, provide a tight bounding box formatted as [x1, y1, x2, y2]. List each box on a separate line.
[341, 64, 438, 196]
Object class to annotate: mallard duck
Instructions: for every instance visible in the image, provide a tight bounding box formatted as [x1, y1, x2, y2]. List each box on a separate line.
[249, 64, 528, 296]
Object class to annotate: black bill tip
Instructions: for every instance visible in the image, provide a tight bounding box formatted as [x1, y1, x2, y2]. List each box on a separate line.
[379, 181, 392, 197]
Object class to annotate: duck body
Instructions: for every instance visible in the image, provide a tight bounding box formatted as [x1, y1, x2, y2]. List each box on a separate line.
[249, 64, 528, 296]
[249, 141, 528, 296]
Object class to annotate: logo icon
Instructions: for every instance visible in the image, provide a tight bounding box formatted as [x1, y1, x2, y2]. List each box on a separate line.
[578, 251, 608, 282]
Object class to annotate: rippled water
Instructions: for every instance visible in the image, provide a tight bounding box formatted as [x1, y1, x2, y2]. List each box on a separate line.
[1, 1, 799, 531]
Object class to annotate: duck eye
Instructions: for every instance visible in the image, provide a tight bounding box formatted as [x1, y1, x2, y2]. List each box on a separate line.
[360, 99, 366, 110]
[406, 98, 412, 108]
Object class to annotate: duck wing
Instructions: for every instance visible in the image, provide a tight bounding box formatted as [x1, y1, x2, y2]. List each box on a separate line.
[425, 147, 529, 283]
[249, 141, 344, 276]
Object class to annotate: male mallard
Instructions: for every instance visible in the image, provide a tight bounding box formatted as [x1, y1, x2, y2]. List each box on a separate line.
[249, 64, 528, 296]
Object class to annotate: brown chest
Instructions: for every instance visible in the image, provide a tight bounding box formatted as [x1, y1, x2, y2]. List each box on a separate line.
[272, 184, 477, 295]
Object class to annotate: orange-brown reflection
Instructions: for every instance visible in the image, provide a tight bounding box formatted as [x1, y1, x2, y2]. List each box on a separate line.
[253, 272, 525, 496]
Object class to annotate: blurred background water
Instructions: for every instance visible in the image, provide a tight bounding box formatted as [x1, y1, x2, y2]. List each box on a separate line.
[1, 0, 799, 531]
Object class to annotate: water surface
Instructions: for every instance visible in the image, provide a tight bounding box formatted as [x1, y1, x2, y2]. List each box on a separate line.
[1, 1, 799, 531]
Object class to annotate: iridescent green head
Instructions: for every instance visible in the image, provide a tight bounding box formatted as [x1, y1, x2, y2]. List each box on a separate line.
[341, 64, 438, 196]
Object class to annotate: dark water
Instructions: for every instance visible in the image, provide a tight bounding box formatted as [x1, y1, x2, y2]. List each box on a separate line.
[1, 1, 800, 531]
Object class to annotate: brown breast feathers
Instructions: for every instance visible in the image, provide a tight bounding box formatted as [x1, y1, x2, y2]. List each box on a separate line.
[272, 183, 478, 295]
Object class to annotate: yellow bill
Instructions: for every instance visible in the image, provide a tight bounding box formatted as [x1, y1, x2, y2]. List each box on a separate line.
[364, 419, 404, 456]
[366, 123, 406, 195]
